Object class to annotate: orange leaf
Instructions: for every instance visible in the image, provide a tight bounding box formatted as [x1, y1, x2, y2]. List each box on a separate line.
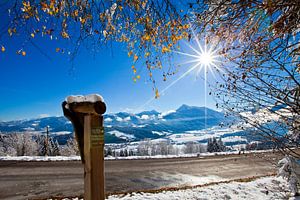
[162, 46, 170, 53]
[21, 51, 26, 56]
[155, 89, 160, 99]
[56, 47, 60, 52]
[133, 54, 138, 62]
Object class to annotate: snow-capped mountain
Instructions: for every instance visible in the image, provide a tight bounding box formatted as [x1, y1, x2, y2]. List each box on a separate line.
[0, 105, 227, 144]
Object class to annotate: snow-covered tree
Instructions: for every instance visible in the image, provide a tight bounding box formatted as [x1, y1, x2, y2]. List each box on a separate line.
[207, 137, 226, 153]
[184, 142, 206, 154]
[60, 137, 80, 156]
[278, 156, 300, 196]
[0, 133, 39, 156]
[137, 139, 152, 156]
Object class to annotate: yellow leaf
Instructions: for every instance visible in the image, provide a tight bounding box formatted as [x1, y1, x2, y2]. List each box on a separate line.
[61, 31, 69, 39]
[134, 54, 138, 62]
[56, 47, 60, 52]
[155, 89, 160, 99]
[74, 10, 78, 17]
[8, 28, 12, 36]
[149, 72, 152, 77]
[142, 34, 151, 41]
[183, 24, 190, 29]
[136, 75, 141, 79]
[133, 68, 137, 74]
[22, 51, 26, 56]
[31, 33, 35, 38]
[162, 46, 170, 53]
[145, 52, 150, 57]
[80, 17, 86, 24]
[1, 46, 5, 52]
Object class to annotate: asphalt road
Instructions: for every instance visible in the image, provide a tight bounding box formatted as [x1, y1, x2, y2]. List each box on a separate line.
[0, 152, 283, 200]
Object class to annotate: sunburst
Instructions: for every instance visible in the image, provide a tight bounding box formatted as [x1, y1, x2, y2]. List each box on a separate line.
[139, 34, 221, 112]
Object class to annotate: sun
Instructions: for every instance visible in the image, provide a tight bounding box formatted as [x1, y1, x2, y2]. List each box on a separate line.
[172, 40, 220, 77]
[199, 51, 214, 66]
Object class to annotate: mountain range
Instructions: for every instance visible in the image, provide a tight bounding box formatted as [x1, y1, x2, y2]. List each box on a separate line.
[0, 105, 228, 144]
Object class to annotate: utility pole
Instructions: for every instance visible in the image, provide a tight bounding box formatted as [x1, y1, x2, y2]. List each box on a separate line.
[45, 125, 49, 156]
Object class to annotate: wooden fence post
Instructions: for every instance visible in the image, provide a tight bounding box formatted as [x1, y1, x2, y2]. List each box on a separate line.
[84, 114, 105, 200]
[62, 94, 106, 200]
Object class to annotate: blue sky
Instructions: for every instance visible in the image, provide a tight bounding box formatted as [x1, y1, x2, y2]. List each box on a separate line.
[0, 14, 218, 121]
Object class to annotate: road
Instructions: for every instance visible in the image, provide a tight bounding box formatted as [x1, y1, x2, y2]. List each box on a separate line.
[0, 152, 283, 200]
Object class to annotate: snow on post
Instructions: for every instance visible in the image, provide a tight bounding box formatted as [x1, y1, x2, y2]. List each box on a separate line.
[65, 94, 106, 115]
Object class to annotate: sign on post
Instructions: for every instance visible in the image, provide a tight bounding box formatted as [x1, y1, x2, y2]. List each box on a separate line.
[62, 94, 106, 200]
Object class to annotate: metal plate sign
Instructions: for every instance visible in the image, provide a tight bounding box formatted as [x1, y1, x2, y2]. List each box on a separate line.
[91, 127, 104, 147]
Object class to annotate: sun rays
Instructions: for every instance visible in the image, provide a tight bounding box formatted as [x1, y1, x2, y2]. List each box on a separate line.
[138, 34, 222, 111]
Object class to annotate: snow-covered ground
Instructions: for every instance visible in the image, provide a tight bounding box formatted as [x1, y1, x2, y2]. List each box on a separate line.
[167, 126, 245, 144]
[0, 155, 81, 161]
[0, 149, 274, 161]
[50, 176, 296, 200]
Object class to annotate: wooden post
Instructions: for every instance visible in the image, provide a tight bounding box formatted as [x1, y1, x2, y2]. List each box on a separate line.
[84, 114, 105, 200]
[62, 95, 106, 200]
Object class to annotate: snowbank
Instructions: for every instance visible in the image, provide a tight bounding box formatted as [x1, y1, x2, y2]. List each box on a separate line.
[50, 176, 292, 200]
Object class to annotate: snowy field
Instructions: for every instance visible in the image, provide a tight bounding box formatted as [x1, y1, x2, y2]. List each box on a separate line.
[0, 149, 274, 161]
[50, 176, 297, 200]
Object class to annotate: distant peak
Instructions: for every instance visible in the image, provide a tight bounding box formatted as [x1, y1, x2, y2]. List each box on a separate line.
[177, 104, 192, 111]
[137, 110, 159, 115]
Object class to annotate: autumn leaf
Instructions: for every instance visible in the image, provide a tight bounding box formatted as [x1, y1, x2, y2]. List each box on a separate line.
[74, 10, 79, 17]
[56, 47, 60, 52]
[142, 33, 151, 41]
[155, 89, 160, 99]
[79, 17, 86, 24]
[8, 28, 12, 36]
[128, 51, 133, 57]
[22, 51, 26, 56]
[31, 33, 35, 38]
[145, 52, 150, 57]
[136, 75, 141, 79]
[162, 46, 170, 53]
[1, 46, 5, 52]
[133, 54, 138, 62]
[183, 24, 190, 29]
[61, 31, 69, 39]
